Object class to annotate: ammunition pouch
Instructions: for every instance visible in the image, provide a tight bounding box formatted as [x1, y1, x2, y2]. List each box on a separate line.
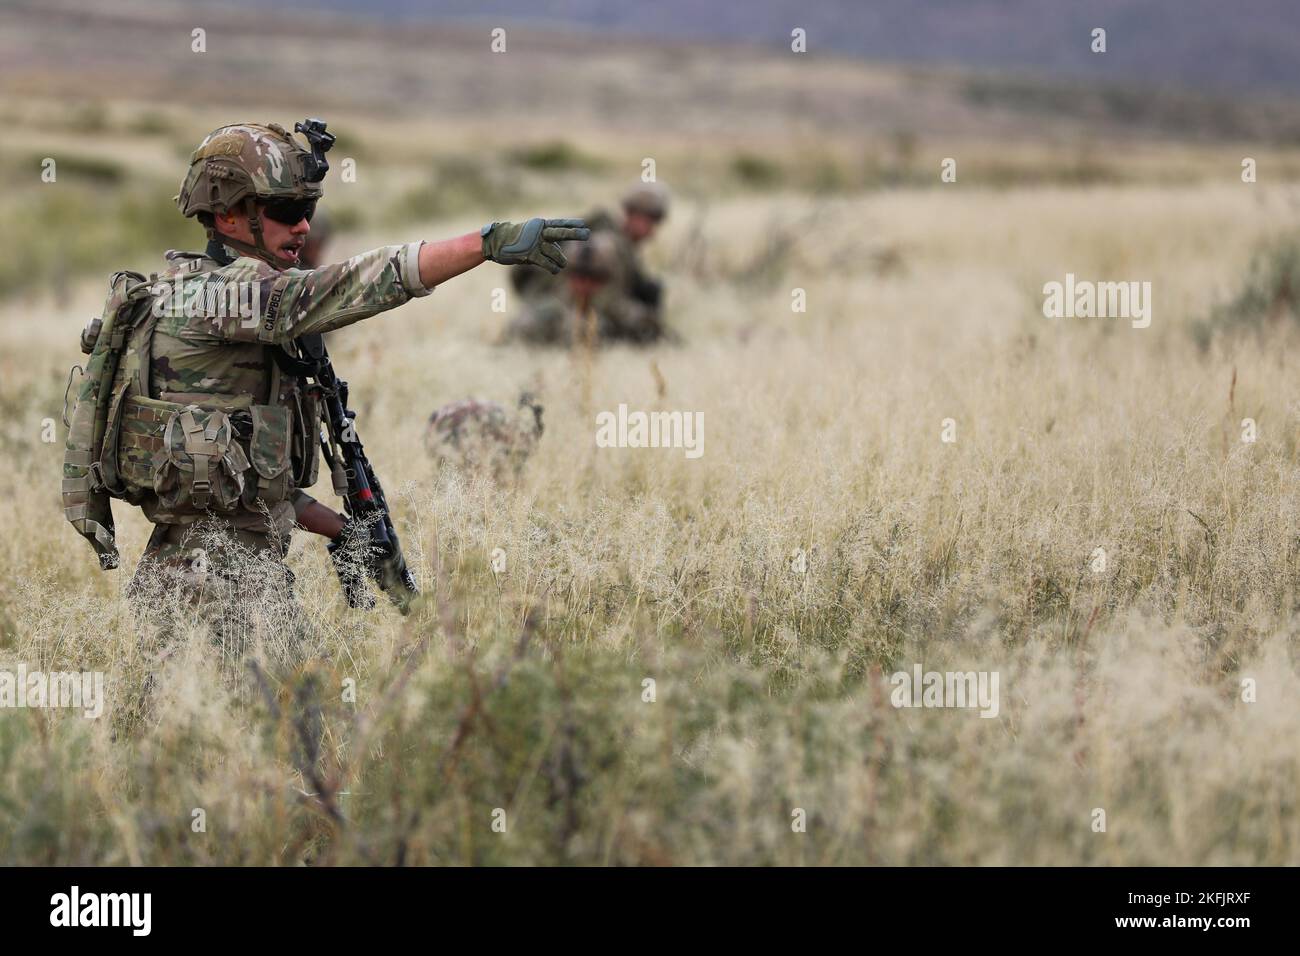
[247, 404, 293, 506]
[154, 405, 251, 513]
[118, 396, 296, 517]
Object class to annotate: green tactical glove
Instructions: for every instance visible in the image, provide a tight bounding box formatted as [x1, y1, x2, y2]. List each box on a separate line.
[481, 218, 591, 274]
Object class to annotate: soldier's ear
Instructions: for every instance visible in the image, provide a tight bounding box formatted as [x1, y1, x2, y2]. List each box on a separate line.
[211, 208, 240, 236]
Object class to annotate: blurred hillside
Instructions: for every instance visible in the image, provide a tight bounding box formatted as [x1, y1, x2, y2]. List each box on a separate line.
[5, 0, 1300, 145]
[222, 0, 1300, 96]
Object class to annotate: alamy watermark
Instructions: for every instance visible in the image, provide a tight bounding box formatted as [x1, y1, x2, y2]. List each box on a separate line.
[1042, 273, 1151, 329]
[0, 665, 105, 718]
[595, 404, 704, 459]
[50, 886, 151, 936]
[889, 665, 999, 718]
[151, 275, 262, 323]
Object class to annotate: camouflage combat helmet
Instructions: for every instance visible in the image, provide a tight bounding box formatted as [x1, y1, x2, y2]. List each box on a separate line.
[621, 182, 670, 220]
[176, 120, 332, 267]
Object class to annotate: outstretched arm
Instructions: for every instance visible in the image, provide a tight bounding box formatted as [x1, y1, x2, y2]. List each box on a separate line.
[418, 218, 591, 289]
[416, 231, 486, 289]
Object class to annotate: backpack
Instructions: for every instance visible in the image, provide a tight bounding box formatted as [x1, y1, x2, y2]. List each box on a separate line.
[61, 270, 157, 569]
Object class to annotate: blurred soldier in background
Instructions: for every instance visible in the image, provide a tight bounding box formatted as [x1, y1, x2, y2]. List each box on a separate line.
[503, 233, 617, 345]
[508, 182, 671, 345]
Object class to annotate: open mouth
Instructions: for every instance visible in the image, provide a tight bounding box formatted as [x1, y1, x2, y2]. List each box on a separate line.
[280, 244, 303, 263]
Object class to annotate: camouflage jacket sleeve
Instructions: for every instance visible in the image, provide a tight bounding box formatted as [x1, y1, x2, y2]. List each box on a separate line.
[215, 242, 429, 345]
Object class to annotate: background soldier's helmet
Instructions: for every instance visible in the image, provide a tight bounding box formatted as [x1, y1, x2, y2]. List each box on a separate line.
[176, 123, 323, 219]
[565, 232, 617, 282]
[621, 182, 670, 221]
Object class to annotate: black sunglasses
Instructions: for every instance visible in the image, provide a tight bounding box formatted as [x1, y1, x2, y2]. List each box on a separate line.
[261, 198, 317, 225]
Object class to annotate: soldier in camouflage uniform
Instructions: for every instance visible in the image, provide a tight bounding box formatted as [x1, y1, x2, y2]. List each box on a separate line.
[502, 234, 618, 345]
[508, 182, 670, 345]
[69, 121, 587, 617]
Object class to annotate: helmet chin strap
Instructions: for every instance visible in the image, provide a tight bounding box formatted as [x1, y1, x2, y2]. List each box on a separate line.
[204, 198, 299, 270]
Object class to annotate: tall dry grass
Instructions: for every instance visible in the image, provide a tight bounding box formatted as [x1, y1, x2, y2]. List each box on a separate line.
[1, 169, 1299, 864]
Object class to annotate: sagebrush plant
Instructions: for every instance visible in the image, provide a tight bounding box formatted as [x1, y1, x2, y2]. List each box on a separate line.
[2, 151, 1299, 863]
[1195, 236, 1300, 347]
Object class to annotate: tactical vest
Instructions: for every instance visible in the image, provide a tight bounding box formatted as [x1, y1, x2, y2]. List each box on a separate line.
[62, 254, 321, 569]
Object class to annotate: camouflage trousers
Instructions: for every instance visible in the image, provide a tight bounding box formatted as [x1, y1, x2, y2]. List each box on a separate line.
[127, 517, 304, 656]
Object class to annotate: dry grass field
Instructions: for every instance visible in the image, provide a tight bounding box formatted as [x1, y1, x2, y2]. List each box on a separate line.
[1, 1, 1299, 866]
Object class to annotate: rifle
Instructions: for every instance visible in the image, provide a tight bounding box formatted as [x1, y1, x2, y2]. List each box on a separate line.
[277, 333, 418, 613]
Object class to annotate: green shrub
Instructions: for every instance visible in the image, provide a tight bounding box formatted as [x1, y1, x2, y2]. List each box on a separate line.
[389, 158, 520, 222]
[731, 153, 783, 189]
[509, 140, 604, 172]
[124, 112, 174, 136]
[1194, 238, 1300, 347]
[31, 152, 125, 184]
